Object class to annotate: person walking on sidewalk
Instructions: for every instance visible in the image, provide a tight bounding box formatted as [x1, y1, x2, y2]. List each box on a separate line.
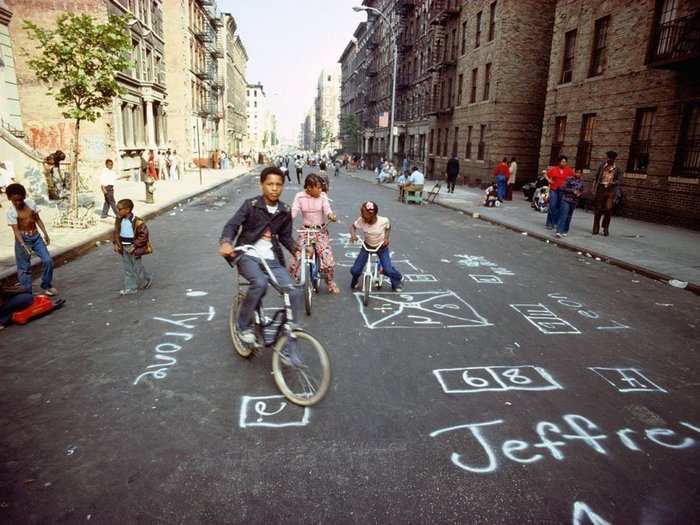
[493, 158, 510, 202]
[113, 199, 153, 296]
[295, 156, 304, 184]
[99, 159, 118, 219]
[5, 183, 57, 296]
[592, 151, 623, 236]
[545, 155, 573, 230]
[169, 150, 180, 181]
[507, 157, 517, 201]
[446, 155, 460, 193]
[556, 169, 584, 237]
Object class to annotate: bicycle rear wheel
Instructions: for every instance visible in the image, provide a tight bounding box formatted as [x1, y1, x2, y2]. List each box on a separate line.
[229, 295, 253, 358]
[272, 330, 331, 406]
[304, 263, 313, 315]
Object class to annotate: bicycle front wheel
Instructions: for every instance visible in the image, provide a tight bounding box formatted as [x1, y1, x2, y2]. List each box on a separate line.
[304, 263, 313, 315]
[229, 295, 253, 358]
[363, 274, 371, 306]
[272, 330, 331, 406]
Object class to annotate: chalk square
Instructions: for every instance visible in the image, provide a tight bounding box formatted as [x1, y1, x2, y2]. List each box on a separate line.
[404, 274, 438, 283]
[469, 274, 503, 284]
[239, 395, 311, 428]
[433, 365, 563, 394]
[510, 303, 581, 335]
[587, 368, 667, 393]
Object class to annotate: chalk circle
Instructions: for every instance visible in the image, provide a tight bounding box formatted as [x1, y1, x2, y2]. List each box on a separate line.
[186, 291, 208, 297]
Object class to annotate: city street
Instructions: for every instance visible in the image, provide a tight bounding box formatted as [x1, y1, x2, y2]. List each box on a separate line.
[1, 168, 699, 524]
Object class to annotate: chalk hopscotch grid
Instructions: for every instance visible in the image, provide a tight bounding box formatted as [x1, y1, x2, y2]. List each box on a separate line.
[588, 367, 668, 393]
[510, 303, 582, 335]
[433, 365, 564, 393]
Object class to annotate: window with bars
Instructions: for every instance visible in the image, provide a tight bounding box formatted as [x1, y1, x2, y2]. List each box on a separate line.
[478, 125, 486, 160]
[461, 21, 467, 54]
[483, 63, 492, 101]
[673, 103, 700, 177]
[627, 108, 655, 174]
[560, 29, 577, 84]
[452, 127, 459, 157]
[589, 16, 610, 77]
[575, 113, 596, 170]
[549, 116, 567, 165]
[470, 68, 478, 103]
[488, 2, 497, 41]
[457, 74, 463, 105]
[466, 126, 473, 159]
[475, 12, 482, 48]
[443, 128, 449, 157]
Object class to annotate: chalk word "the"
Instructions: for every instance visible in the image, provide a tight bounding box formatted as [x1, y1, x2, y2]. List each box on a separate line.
[547, 293, 630, 331]
[589, 367, 667, 393]
[430, 414, 699, 474]
[133, 306, 215, 385]
[510, 303, 581, 335]
[239, 395, 310, 428]
[433, 365, 563, 394]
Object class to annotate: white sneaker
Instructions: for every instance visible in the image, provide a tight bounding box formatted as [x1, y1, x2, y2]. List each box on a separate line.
[238, 329, 257, 344]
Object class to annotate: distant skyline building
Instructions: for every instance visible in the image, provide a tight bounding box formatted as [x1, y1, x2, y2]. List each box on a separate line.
[314, 65, 341, 152]
[219, 12, 248, 157]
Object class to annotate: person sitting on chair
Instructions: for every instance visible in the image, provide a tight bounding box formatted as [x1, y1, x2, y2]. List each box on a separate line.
[402, 166, 425, 202]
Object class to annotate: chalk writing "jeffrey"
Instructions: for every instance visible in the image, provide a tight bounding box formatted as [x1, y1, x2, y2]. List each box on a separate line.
[133, 306, 215, 385]
[430, 415, 700, 474]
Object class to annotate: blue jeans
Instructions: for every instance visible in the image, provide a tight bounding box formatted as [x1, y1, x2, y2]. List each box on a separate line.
[495, 175, 507, 201]
[0, 292, 33, 326]
[15, 233, 53, 291]
[546, 188, 563, 228]
[121, 251, 150, 291]
[557, 199, 577, 234]
[237, 255, 303, 330]
[350, 245, 402, 289]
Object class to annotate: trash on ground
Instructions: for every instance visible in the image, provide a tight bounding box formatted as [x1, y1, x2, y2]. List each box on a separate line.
[669, 279, 688, 289]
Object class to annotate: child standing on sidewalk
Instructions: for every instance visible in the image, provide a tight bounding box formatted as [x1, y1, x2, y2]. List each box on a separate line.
[349, 201, 403, 292]
[113, 199, 152, 296]
[5, 183, 57, 296]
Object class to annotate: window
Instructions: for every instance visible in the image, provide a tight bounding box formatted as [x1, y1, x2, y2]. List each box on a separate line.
[475, 12, 482, 48]
[451, 28, 457, 60]
[477, 124, 486, 160]
[436, 128, 442, 156]
[674, 103, 700, 177]
[461, 21, 467, 54]
[589, 16, 610, 77]
[560, 30, 577, 84]
[120, 102, 131, 146]
[465, 125, 473, 159]
[447, 77, 453, 107]
[549, 116, 567, 165]
[457, 74, 463, 105]
[488, 2, 496, 41]
[483, 63, 492, 101]
[470, 68, 478, 103]
[443, 128, 449, 157]
[627, 108, 655, 174]
[575, 113, 596, 170]
[452, 127, 459, 157]
[419, 134, 426, 159]
[145, 48, 153, 82]
[654, 0, 679, 57]
[429, 129, 434, 154]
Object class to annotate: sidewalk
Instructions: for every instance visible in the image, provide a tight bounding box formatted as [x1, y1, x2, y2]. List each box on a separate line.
[348, 169, 700, 293]
[1, 166, 254, 281]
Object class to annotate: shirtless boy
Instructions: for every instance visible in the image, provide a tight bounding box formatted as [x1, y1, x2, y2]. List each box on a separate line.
[6, 183, 56, 296]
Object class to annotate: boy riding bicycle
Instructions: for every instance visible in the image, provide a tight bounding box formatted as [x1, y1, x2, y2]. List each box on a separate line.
[349, 201, 403, 292]
[218, 166, 302, 343]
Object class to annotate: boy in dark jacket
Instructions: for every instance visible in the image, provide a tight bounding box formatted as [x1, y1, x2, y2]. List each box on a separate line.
[218, 166, 302, 343]
[113, 199, 152, 295]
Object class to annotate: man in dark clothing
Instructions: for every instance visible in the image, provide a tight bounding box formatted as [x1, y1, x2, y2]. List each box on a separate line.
[592, 150, 623, 236]
[218, 166, 302, 343]
[446, 156, 460, 193]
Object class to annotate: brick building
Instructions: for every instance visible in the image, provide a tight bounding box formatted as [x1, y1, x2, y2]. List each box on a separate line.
[219, 13, 248, 157]
[9, 0, 168, 182]
[539, 0, 700, 228]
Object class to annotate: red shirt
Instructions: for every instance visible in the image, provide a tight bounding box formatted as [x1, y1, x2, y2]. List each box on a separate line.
[493, 162, 510, 178]
[547, 166, 574, 190]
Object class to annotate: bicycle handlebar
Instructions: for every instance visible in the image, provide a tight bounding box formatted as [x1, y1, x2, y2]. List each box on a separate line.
[222, 244, 302, 293]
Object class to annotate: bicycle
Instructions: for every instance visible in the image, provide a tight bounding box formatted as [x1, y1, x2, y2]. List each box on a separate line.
[297, 226, 327, 315]
[355, 240, 384, 307]
[225, 245, 331, 406]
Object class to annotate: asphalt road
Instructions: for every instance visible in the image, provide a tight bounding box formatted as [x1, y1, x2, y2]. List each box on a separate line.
[1, 166, 699, 524]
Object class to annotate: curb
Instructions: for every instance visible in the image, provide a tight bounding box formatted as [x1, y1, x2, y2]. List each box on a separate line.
[348, 172, 700, 296]
[0, 169, 257, 287]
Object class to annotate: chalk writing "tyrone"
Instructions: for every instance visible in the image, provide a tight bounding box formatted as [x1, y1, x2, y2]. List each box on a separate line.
[430, 415, 700, 474]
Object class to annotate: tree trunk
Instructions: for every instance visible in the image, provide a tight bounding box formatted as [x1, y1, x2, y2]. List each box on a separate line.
[71, 119, 81, 218]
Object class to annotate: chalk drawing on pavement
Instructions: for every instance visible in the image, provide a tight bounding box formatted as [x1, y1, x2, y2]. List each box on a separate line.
[588, 368, 667, 393]
[239, 395, 310, 428]
[510, 304, 581, 335]
[433, 365, 563, 394]
[404, 274, 438, 283]
[573, 501, 611, 525]
[355, 290, 492, 329]
[469, 274, 503, 284]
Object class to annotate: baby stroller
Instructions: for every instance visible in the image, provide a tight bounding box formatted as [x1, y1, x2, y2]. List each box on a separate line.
[484, 185, 501, 207]
[532, 185, 549, 213]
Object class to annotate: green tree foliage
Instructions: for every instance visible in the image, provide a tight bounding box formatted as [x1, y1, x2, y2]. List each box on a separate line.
[340, 113, 362, 153]
[23, 13, 133, 215]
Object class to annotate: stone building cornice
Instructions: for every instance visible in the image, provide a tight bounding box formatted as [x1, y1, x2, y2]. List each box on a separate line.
[0, 1, 12, 26]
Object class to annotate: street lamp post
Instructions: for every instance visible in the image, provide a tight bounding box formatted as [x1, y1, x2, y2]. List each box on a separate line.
[353, 5, 398, 165]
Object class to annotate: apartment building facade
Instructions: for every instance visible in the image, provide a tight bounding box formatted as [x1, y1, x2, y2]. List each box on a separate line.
[9, 0, 168, 181]
[540, 0, 700, 227]
[245, 82, 265, 153]
[314, 66, 342, 151]
[219, 13, 248, 157]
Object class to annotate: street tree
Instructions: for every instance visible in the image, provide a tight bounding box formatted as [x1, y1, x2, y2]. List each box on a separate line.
[340, 113, 362, 153]
[23, 13, 132, 222]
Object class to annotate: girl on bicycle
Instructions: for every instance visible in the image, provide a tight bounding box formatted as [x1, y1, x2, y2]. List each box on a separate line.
[349, 201, 403, 292]
[288, 174, 340, 294]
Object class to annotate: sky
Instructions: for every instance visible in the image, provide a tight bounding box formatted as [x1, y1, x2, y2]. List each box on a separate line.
[219, 0, 366, 144]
